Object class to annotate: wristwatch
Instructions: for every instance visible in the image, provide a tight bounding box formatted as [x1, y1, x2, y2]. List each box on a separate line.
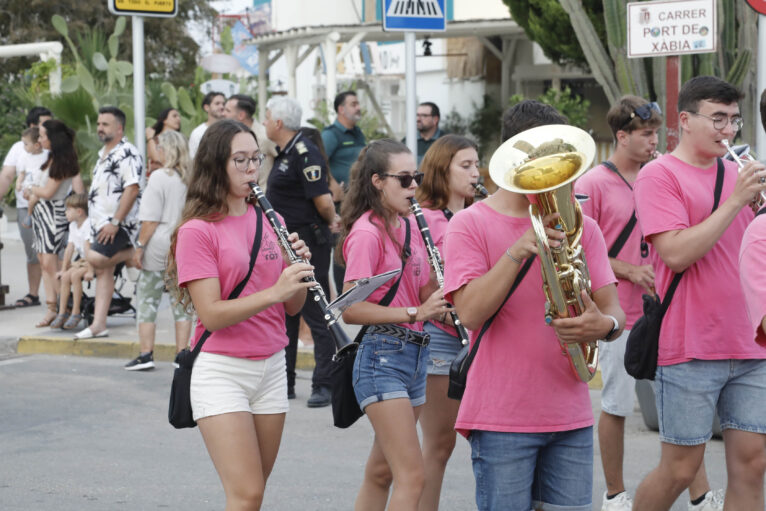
[109, 216, 120, 226]
[406, 307, 418, 323]
[135, 240, 145, 249]
[603, 314, 619, 341]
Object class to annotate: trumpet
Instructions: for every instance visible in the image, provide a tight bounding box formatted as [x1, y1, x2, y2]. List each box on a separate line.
[474, 183, 489, 198]
[409, 197, 471, 346]
[247, 182, 355, 358]
[722, 139, 765, 212]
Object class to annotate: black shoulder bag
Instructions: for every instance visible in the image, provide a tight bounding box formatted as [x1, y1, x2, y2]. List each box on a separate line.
[331, 221, 411, 429]
[169, 205, 263, 429]
[448, 255, 536, 400]
[624, 158, 724, 380]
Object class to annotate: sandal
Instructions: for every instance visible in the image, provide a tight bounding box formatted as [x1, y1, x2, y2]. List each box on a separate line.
[62, 314, 83, 330]
[35, 301, 58, 328]
[50, 313, 70, 329]
[14, 293, 40, 308]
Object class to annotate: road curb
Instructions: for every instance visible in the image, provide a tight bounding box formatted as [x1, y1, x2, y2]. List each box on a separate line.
[16, 335, 318, 369]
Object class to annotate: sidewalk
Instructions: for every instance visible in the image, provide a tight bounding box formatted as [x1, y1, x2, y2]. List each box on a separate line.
[0, 218, 321, 368]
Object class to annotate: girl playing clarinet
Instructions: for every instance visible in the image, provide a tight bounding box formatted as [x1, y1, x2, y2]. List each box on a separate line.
[337, 139, 450, 510]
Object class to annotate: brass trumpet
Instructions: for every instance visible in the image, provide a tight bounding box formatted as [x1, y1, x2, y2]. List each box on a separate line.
[722, 139, 765, 212]
[489, 125, 599, 382]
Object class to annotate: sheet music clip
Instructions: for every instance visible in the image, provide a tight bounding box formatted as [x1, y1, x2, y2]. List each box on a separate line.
[327, 269, 401, 313]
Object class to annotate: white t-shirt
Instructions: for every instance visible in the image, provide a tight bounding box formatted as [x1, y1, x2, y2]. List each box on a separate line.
[188, 123, 208, 159]
[16, 149, 49, 208]
[68, 218, 91, 260]
[137, 168, 187, 271]
[2, 140, 26, 168]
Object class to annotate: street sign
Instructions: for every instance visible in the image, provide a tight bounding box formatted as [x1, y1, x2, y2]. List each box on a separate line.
[627, 0, 715, 58]
[382, 0, 447, 32]
[746, 0, 766, 15]
[108, 0, 177, 18]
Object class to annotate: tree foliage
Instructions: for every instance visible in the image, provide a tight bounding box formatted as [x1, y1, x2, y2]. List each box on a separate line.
[0, 0, 217, 86]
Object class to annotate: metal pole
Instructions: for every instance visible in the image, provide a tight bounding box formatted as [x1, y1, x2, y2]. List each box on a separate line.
[132, 16, 146, 184]
[405, 32, 417, 157]
[757, 15, 766, 158]
[665, 55, 680, 152]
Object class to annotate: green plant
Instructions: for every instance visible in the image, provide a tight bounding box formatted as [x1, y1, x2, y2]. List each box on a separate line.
[469, 95, 503, 164]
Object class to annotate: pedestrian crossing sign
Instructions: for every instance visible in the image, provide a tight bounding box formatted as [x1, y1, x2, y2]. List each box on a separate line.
[382, 0, 447, 32]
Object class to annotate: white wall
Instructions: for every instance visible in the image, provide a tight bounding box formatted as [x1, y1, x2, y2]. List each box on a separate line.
[271, 0, 363, 31]
[453, 0, 511, 20]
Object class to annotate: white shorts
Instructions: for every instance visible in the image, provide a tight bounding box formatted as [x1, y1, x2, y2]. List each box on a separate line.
[190, 350, 289, 421]
[599, 329, 636, 417]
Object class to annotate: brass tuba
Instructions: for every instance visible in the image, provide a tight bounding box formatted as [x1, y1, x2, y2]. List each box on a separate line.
[489, 125, 598, 382]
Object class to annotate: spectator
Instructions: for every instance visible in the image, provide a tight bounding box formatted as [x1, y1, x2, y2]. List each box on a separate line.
[125, 130, 193, 371]
[0, 106, 52, 308]
[146, 108, 181, 175]
[26, 120, 81, 327]
[75, 106, 142, 340]
[50, 193, 92, 330]
[188, 91, 225, 158]
[16, 128, 45, 229]
[167, 119, 314, 510]
[403, 102, 442, 166]
[264, 96, 338, 406]
[322, 90, 366, 295]
[223, 93, 277, 192]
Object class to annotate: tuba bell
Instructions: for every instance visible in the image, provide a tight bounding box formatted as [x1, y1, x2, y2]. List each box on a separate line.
[489, 124, 599, 382]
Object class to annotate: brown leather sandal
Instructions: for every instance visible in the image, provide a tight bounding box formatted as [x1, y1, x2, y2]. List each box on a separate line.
[35, 302, 58, 328]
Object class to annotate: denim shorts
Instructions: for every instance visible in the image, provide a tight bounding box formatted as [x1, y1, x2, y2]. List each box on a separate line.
[424, 321, 462, 376]
[655, 359, 766, 445]
[599, 329, 635, 417]
[469, 427, 593, 511]
[352, 330, 429, 410]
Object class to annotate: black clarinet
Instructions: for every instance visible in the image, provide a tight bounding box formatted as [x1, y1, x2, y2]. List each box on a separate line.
[408, 197, 470, 346]
[248, 182, 354, 356]
[474, 183, 489, 198]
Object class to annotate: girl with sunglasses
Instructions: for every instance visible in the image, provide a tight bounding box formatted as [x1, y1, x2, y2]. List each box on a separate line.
[413, 134, 480, 511]
[337, 139, 450, 510]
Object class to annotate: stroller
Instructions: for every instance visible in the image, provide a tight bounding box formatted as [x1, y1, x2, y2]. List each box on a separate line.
[67, 262, 136, 328]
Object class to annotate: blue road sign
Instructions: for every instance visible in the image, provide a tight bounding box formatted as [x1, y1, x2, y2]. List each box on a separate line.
[382, 0, 447, 32]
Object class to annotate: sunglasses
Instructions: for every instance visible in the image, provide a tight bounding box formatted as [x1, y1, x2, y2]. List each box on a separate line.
[621, 102, 662, 129]
[381, 172, 424, 188]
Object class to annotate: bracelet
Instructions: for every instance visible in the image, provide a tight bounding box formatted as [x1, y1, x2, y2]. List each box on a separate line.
[505, 247, 524, 265]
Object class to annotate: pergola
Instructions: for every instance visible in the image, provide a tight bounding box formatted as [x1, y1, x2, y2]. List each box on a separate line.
[247, 18, 533, 120]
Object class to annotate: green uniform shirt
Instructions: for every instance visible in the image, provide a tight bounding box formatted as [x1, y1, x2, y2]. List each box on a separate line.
[321, 120, 366, 187]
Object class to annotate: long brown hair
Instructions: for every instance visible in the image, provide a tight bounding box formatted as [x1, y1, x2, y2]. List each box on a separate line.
[416, 134, 478, 211]
[42, 120, 80, 181]
[335, 138, 412, 266]
[166, 120, 259, 310]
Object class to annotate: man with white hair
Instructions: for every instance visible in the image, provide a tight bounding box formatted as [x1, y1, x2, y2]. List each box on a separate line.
[264, 96, 339, 407]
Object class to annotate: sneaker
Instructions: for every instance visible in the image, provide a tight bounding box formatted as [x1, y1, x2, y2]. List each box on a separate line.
[688, 489, 724, 511]
[307, 386, 331, 408]
[601, 491, 633, 511]
[124, 352, 155, 371]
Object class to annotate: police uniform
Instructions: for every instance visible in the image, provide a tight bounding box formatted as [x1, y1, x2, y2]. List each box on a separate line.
[266, 132, 335, 396]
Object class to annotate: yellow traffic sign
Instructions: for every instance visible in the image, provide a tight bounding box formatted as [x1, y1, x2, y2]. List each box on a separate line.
[108, 0, 178, 18]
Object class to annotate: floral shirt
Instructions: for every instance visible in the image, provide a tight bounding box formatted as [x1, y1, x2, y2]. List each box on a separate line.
[88, 138, 143, 243]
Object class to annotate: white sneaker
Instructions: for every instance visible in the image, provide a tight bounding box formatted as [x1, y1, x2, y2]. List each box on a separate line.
[601, 491, 633, 511]
[688, 489, 725, 511]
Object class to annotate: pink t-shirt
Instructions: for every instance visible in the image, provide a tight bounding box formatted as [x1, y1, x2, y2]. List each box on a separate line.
[634, 154, 766, 364]
[443, 201, 617, 435]
[343, 210, 430, 330]
[576, 163, 649, 329]
[739, 214, 766, 348]
[421, 206, 458, 337]
[176, 206, 289, 359]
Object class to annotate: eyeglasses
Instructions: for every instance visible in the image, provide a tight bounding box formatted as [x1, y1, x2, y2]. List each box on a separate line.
[621, 102, 662, 129]
[687, 111, 744, 132]
[381, 172, 424, 188]
[416, 114, 433, 118]
[232, 153, 265, 172]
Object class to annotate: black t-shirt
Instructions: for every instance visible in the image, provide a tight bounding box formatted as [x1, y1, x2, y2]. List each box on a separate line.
[266, 132, 331, 231]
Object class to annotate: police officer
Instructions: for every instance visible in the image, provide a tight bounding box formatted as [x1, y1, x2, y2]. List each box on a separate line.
[264, 96, 339, 408]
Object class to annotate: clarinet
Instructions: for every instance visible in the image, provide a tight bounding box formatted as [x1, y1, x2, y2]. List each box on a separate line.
[248, 182, 354, 356]
[408, 197, 471, 346]
[474, 183, 489, 198]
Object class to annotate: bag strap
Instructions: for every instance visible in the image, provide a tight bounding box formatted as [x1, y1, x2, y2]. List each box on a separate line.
[608, 212, 637, 259]
[191, 205, 264, 356]
[661, 158, 725, 311]
[602, 160, 633, 190]
[757, 207, 766, 218]
[462, 255, 537, 368]
[352, 219, 411, 343]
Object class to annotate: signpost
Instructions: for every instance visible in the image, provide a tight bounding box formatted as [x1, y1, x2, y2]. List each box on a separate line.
[382, 0, 446, 157]
[745, 1, 766, 157]
[108, 0, 177, 182]
[627, 0, 715, 151]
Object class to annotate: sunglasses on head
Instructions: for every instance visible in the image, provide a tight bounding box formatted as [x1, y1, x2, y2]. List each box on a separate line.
[621, 102, 662, 129]
[381, 172, 424, 188]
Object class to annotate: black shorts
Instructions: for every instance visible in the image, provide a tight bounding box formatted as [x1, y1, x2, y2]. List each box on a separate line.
[89, 227, 132, 259]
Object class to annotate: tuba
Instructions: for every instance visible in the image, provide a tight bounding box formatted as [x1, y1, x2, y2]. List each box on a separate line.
[489, 125, 598, 382]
